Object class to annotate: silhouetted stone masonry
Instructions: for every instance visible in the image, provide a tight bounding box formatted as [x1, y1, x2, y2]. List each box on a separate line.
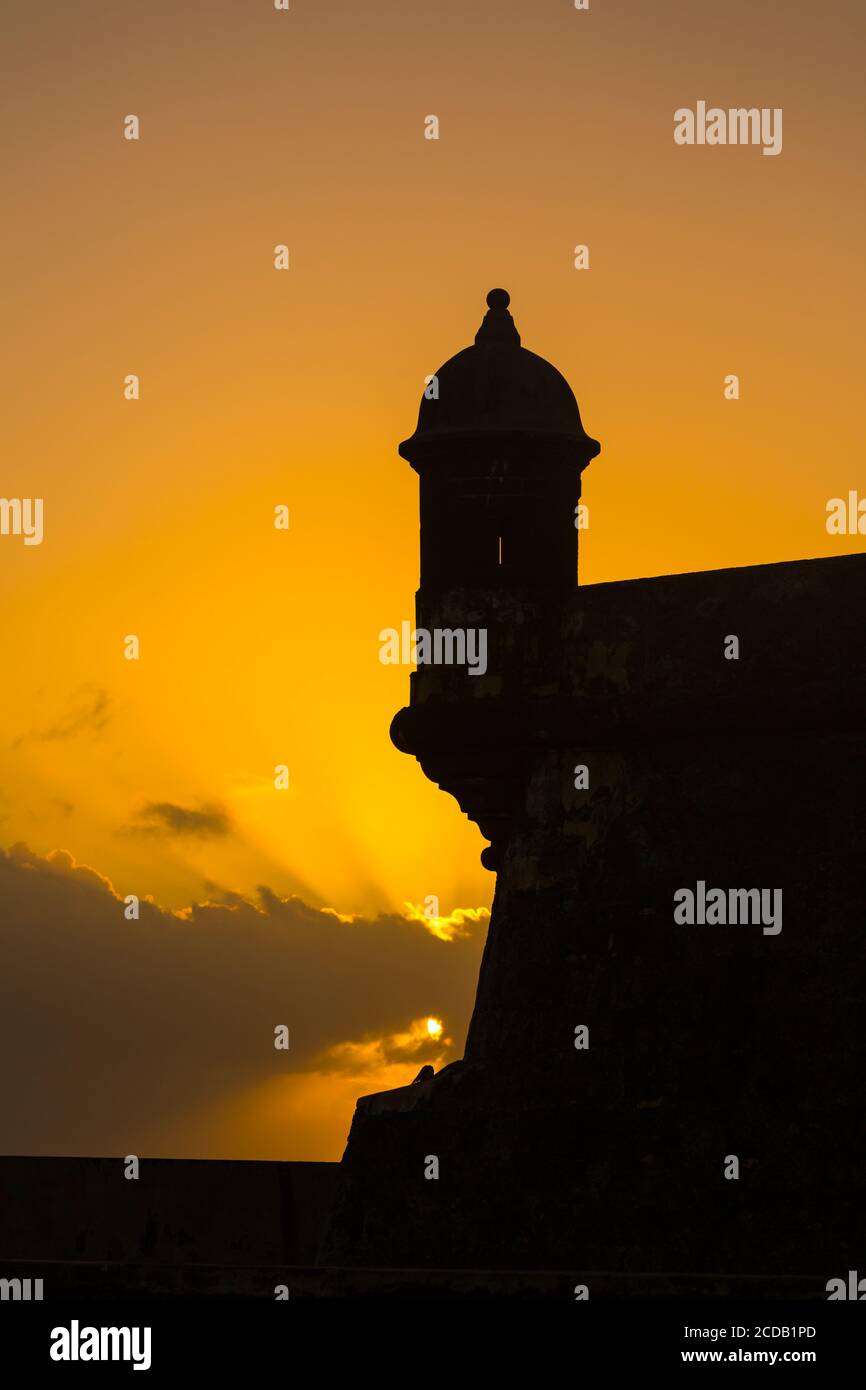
[321, 292, 866, 1276]
[3, 294, 862, 1298]
[0, 1157, 337, 1269]
[0, 1259, 831, 1301]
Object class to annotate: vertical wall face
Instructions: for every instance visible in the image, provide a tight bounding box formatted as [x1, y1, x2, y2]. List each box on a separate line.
[417, 450, 583, 593]
[498, 460, 581, 589]
[327, 294, 864, 1275]
[448, 723, 865, 1272]
[467, 730, 866, 1086]
[465, 554, 866, 1079]
[325, 553, 866, 1273]
[419, 464, 498, 589]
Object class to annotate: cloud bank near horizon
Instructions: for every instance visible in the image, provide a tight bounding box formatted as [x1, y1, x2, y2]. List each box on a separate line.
[0, 843, 488, 1160]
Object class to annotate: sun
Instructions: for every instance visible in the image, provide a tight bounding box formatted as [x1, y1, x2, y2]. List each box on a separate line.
[426, 1017, 443, 1039]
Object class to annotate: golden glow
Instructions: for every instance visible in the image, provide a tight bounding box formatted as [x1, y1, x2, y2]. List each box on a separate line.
[2, 3, 863, 926]
[404, 903, 491, 942]
[1, 2, 863, 1159]
[320, 1015, 451, 1073]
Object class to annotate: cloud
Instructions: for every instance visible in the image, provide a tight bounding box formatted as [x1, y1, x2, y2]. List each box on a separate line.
[317, 1015, 453, 1074]
[128, 801, 232, 838]
[13, 685, 111, 746]
[403, 901, 491, 942]
[6, 841, 115, 895]
[0, 843, 488, 1159]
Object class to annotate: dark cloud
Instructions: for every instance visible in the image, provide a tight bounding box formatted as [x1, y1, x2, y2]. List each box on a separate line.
[13, 686, 111, 747]
[128, 802, 232, 838]
[318, 1017, 452, 1075]
[0, 844, 487, 1156]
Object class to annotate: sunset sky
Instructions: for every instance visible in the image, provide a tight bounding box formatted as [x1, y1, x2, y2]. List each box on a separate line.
[1, 0, 863, 1160]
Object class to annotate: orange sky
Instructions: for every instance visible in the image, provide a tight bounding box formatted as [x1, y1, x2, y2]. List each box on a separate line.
[1, 0, 864, 1158]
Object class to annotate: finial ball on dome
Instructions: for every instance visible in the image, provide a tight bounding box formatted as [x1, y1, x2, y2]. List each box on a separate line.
[486, 288, 510, 309]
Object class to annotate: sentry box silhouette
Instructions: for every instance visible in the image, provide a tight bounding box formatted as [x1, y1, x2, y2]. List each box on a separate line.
[321, 290, 866, 1280]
